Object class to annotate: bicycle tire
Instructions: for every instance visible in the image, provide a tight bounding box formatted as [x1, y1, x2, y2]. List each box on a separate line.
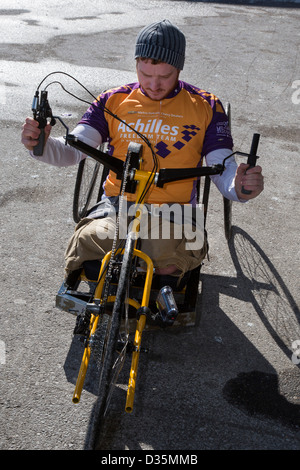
[96, 165, 109, 205]
[223, 197, 232, 241]
[223, 102, 233, 241]
[86, 234, 135, 449]
[73, 157, 100, 223]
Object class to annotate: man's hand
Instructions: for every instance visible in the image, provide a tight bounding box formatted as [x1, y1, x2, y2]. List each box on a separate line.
[235, 163, 264, 200]
[21, 117, 52, 151]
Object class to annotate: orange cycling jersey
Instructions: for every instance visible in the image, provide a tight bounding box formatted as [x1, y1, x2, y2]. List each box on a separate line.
[79, 81, 233, 204]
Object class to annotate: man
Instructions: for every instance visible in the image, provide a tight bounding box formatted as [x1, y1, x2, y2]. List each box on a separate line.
[21, 20, 264, 287]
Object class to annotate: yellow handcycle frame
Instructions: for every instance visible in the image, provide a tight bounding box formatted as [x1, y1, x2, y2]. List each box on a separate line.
[73, 169, 160, 412]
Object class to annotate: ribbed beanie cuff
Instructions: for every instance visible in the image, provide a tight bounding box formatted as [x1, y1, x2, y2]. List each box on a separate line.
[135, 20, 186, 70]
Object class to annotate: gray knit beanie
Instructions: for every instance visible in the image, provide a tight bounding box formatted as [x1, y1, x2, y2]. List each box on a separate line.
[135, 19, 186, 70]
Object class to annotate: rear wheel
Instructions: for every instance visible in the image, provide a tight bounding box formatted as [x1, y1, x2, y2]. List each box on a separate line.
[224, 197, 232, 241]
[223, 102, 233, 241]
[73, 151, 109, 223]
[73, 158, 100, 222]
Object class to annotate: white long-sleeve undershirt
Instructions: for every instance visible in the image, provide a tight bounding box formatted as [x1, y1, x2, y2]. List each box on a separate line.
[29, 124, 102, 167]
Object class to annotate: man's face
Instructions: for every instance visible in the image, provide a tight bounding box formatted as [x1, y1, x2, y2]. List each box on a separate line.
[136, 59, 180, 101]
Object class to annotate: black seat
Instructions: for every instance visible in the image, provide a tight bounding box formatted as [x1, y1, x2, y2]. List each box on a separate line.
[82, 259, 191, 292]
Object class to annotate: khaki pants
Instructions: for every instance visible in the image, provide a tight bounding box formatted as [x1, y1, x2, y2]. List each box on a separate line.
[65, 211, 207, 279]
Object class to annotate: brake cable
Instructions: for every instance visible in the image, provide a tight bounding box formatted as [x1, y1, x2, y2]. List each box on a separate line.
[35, 71, 159, 196]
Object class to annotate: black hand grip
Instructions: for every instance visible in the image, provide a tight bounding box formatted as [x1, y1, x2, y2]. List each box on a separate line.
[247, 133, 260, 167]
[33, 126, 46, 156]
[242, 133, 260, 195]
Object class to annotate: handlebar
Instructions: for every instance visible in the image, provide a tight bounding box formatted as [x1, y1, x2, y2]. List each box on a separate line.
[66, 134, 227, 184]
[66, 134, 125, 177]
[154, 164, 224, 187]
[66, 133, 260, 189]
[31, 88, 260, 189]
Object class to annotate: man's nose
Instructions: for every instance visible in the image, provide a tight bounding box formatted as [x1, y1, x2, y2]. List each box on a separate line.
[149, 78, 161, 90]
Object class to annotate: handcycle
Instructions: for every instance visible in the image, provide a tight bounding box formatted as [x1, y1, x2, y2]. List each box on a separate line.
[55, 132, 260, 448]
[31, 79, 259, 447]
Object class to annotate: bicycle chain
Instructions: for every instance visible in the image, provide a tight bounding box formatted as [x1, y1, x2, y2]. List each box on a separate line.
[100, 152, 132, 311]
[91, 153, 132, 371]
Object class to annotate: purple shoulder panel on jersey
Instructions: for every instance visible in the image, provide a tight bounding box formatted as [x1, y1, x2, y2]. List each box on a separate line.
[179, 81, 233, 156]
[78, 83, 140, 141]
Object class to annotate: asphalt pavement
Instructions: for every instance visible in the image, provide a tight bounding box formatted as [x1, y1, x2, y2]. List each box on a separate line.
[0, 0, 299, 452]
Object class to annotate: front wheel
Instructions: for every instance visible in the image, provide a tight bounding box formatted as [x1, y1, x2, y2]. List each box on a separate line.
[85, 235, 135, 449]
